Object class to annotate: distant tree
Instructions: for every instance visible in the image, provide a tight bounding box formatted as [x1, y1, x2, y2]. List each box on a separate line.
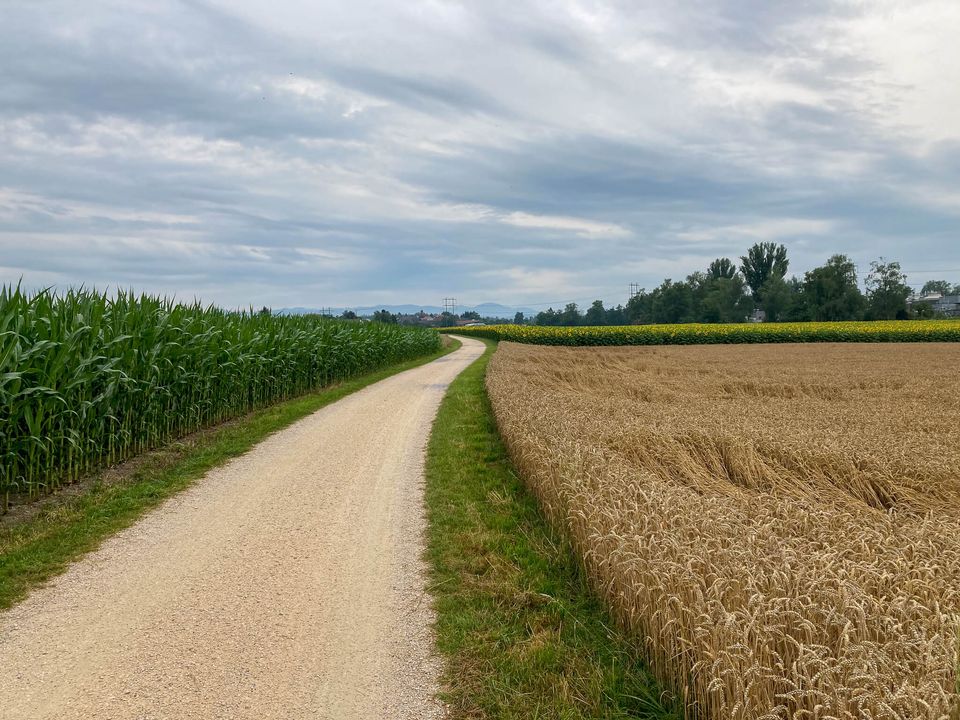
[460, 310, 481, 320]
[699, 275, 752, 323]
[258, 306, 271, 316]
[687, 270, 708, 288]
[686, 271, 708, 296]
[535, 308, 559, 326]
[760, 276, 807, 322]
[688, 268, 753, 323]
[438, 311, 458, 327]
[650, 279, 694, 324]
[920, 280, 953, 296]
[740, 243, 789, 302]
[625, 289, 653, 324]
[559, 303, 582, 326]
[911, 301, 936, 319]
[865, 259, 910, 320]
[340, 309, 358, 320]
[533, 306, 583, 326]
[584, 300, 608, 326]
[802, 254, 864, 321]
[372, 309, 397, 324]
[780, 277, 811, 321]
[605, 304, 627, 325]
[708, 257, 737, 280]
[513, 311, 525, 325]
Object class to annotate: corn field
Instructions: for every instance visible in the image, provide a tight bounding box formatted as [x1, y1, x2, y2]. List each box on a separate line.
[486, 342, 960, 719]
[0, 286, 440, 503]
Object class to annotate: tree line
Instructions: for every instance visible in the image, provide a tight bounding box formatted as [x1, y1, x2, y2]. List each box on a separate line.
[532, 243, 958, 326]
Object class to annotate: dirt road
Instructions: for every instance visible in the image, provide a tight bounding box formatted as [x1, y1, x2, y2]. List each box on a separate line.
[0, 336, 484, 720]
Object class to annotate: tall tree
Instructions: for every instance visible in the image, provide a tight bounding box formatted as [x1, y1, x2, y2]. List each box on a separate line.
[534, 308, 559, 325]
[865, 259, 910, 320]
[921, 279, 953, 296]
[760, 276, 808, 322]
[699, 275, 752, 323]
[650, 279, 694, 324]
[686, 271, 708, 320]
[559, 303, 582, 326]
[740, 242, 789, 301]
[513, 311, 525, 325]
[625, 290, 653, 324]
[372, 309, 397, 324]
[584, 300, 608, 326]
[802, 255, 864, 321]
[687, 268, 750, 323]
[605, 304, 627, 325]
[708, 257, 737, 279]
[911, 301, 937, 319]
[782, 277, 811, 321]
[437, 311, 458, 327]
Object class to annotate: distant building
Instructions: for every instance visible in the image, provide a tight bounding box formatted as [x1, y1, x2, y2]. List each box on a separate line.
[908, 293, 960, 318]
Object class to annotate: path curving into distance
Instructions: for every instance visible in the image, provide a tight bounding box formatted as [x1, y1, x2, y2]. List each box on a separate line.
[0, 336, 485, 720]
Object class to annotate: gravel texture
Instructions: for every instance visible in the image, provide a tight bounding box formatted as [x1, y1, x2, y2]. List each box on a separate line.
[0, 337, 484, 720]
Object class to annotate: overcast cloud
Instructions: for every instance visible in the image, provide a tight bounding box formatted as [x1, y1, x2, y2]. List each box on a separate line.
[2, 0, 959, 309]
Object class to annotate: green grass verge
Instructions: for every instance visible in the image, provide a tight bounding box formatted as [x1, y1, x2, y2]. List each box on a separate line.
[0, 339, 460, 610]
[425, 339, 681, 719]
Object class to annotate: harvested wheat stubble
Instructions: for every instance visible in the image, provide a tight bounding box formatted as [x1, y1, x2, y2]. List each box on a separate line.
[486, 341, 960, 720]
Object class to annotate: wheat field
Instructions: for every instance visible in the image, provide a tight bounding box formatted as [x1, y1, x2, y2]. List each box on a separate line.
[486, 342, 960, 719]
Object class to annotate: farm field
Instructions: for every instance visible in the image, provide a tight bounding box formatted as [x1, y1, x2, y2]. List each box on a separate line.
[486, 341, 960, 719]
[448, 319, 960, 345]
[0, 287, 440, 504]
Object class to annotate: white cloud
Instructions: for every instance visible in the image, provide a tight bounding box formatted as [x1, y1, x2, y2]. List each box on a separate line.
[0, 188, 199, 226]
[500, 212, 631, 238]
[675, 218, 836, 244]
[818, 0, 960, 145]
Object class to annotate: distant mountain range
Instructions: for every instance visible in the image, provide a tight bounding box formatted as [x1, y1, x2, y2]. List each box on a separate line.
[278, 302, 537, 319]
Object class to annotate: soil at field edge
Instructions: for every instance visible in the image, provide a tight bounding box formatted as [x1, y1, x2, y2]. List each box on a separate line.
[0, 336, 485, 720]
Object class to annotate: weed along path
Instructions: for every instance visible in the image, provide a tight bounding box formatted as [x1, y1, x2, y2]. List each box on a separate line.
[0, 336, 485, 720]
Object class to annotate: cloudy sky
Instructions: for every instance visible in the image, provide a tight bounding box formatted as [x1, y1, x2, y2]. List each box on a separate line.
[2, 0, 959, 309]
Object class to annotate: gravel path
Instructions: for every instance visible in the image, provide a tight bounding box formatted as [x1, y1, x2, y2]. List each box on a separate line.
[0, 336, 484, 720]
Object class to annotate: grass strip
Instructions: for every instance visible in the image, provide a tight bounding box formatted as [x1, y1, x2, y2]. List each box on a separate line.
[425, 339, 681, 719]
[0, 339, 460, 610]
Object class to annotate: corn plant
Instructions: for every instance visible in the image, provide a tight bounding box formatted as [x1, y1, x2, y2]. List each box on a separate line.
[0, 286, 440, 505]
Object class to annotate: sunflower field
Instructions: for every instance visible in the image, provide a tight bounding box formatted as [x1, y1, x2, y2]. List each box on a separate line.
[443, 319, 960, 345]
